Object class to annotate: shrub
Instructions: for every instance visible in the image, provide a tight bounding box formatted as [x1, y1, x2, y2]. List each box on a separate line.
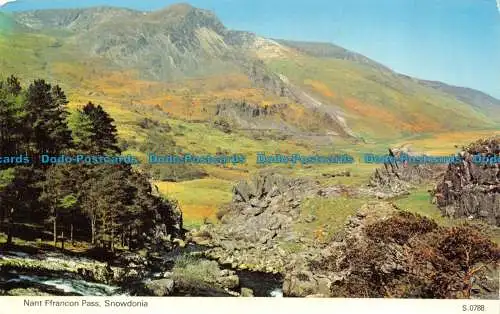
[320, 211, 499, 299]
[172, 255, 220, 285]
[438, 226, 499, 270]
[365, 211, 438, 245]
[138, 118, 172, 132]
[213, 118, 232, 134]
[151, 165, 208, 182]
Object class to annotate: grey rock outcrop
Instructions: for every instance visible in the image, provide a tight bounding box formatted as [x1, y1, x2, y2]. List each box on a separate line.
[433, 137, 500, 226]
[143, 278, 175, 296]
[240, 287, 254, 297]
[368, 148, 446, 198]
[193, 172, 318, 273]
[215, 101, 288, 120]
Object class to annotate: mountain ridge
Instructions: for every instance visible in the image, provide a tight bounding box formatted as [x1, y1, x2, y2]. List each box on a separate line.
[9, 4, 500, 103]
[3, 4, 499, 140]
[403, 75, 500, 122]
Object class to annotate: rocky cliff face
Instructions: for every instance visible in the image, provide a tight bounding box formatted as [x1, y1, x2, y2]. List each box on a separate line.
[433, 137, 500, 226]
[13, 7, 140, 31]
[215, 101, 288, 119]
[214, 101, 294, 133]
[14, 4, 242, 81]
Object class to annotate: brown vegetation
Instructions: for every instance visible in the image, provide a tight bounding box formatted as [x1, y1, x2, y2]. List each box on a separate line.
[324, 212, 499, 298]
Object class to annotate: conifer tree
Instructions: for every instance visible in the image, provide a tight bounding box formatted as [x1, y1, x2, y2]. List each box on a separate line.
[0, 167, 36, 244]
[68, 109, 94, 153]
[0, 75, 26, 159]
[23, 79, 72, 156]
[39, 165, 75, 245]
[81, 102, 120, 154]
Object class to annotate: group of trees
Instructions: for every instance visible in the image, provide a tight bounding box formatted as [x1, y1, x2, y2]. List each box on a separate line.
[0, 75, 182, 251]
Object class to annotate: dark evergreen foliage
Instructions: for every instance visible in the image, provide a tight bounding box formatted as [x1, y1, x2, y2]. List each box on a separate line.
[81, 102, 121, 154]
[0, 76, 183, 250]
[23, 79, 73, 156]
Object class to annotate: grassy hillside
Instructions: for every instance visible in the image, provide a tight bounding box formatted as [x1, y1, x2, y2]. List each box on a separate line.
[266, 56, 497, 140]
[2, 5, 499, 227]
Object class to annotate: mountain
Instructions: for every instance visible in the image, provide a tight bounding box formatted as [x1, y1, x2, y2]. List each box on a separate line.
[0, 10, 30, 32]
[13, 5, 235, 78]
[2, 3, 499, 141]
[401, 76, 500, 123]
[273, 39, 390, 71]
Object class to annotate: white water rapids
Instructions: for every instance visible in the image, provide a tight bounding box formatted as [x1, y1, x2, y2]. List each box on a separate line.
[6, 274, 127, 296]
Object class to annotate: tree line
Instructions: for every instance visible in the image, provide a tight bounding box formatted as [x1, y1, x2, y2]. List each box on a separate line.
[0, 75, 183, 251]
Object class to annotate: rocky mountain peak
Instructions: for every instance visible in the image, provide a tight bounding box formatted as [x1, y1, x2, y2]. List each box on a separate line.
[148, 3, 226, 35]
[160, 2, 196, 13]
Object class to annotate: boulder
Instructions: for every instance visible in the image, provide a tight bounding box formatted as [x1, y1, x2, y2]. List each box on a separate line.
[6, 288, 52, 296]
[143, 279, 175, 296]
[240, 287, 254, 297]
[367, 147, 447, 199]
[233, 181, 255, 202]
[77, 264, 114, 284]
[173, 238, 186, 248]
[305, 294, 328, 298]
[283, 270, 318, 297]
[112, 267, 143, 283]
[315, 276, 331, 295]
[217, 274, 240, 290]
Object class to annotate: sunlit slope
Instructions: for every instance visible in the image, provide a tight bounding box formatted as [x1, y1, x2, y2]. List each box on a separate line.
[4, 4, 499, 142]
[2, 29, 497, 226]
[3, 5, 500, 229]
[0, 33, 346, 143]
[265, 55, 497, 140]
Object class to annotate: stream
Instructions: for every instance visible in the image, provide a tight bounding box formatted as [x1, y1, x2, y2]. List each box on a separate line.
[235, 270, 283, 297]
[0, 248, 284, 297]
[1, 269, 283, 297]
[0, 271, 127, 296]
[161, 243, 284, 297]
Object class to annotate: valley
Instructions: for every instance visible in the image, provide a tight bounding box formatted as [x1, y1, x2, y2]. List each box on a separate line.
[0, 3, 498, 299]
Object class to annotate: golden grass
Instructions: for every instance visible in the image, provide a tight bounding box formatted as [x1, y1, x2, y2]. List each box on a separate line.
[394, 130, 500, 155]
[297, 196, 367, 242]
[155, 178, 233, 225]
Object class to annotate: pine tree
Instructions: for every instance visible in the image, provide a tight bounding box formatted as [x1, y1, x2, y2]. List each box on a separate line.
[81, 102, 120, 154]
[0, 167, 36, 244]
[87, 165, 131, 249]
[2, 75, 22, 96]
[68, 109, 94, 153]
[81, 173, 100, 245]
[0, 76, 26, 159]
[0, 168, 15, 236]
[39, 165, 77, 246]
[59, 194, 78, 245]
[23, 79, 72, 156]
[125, 172, 156, 249]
